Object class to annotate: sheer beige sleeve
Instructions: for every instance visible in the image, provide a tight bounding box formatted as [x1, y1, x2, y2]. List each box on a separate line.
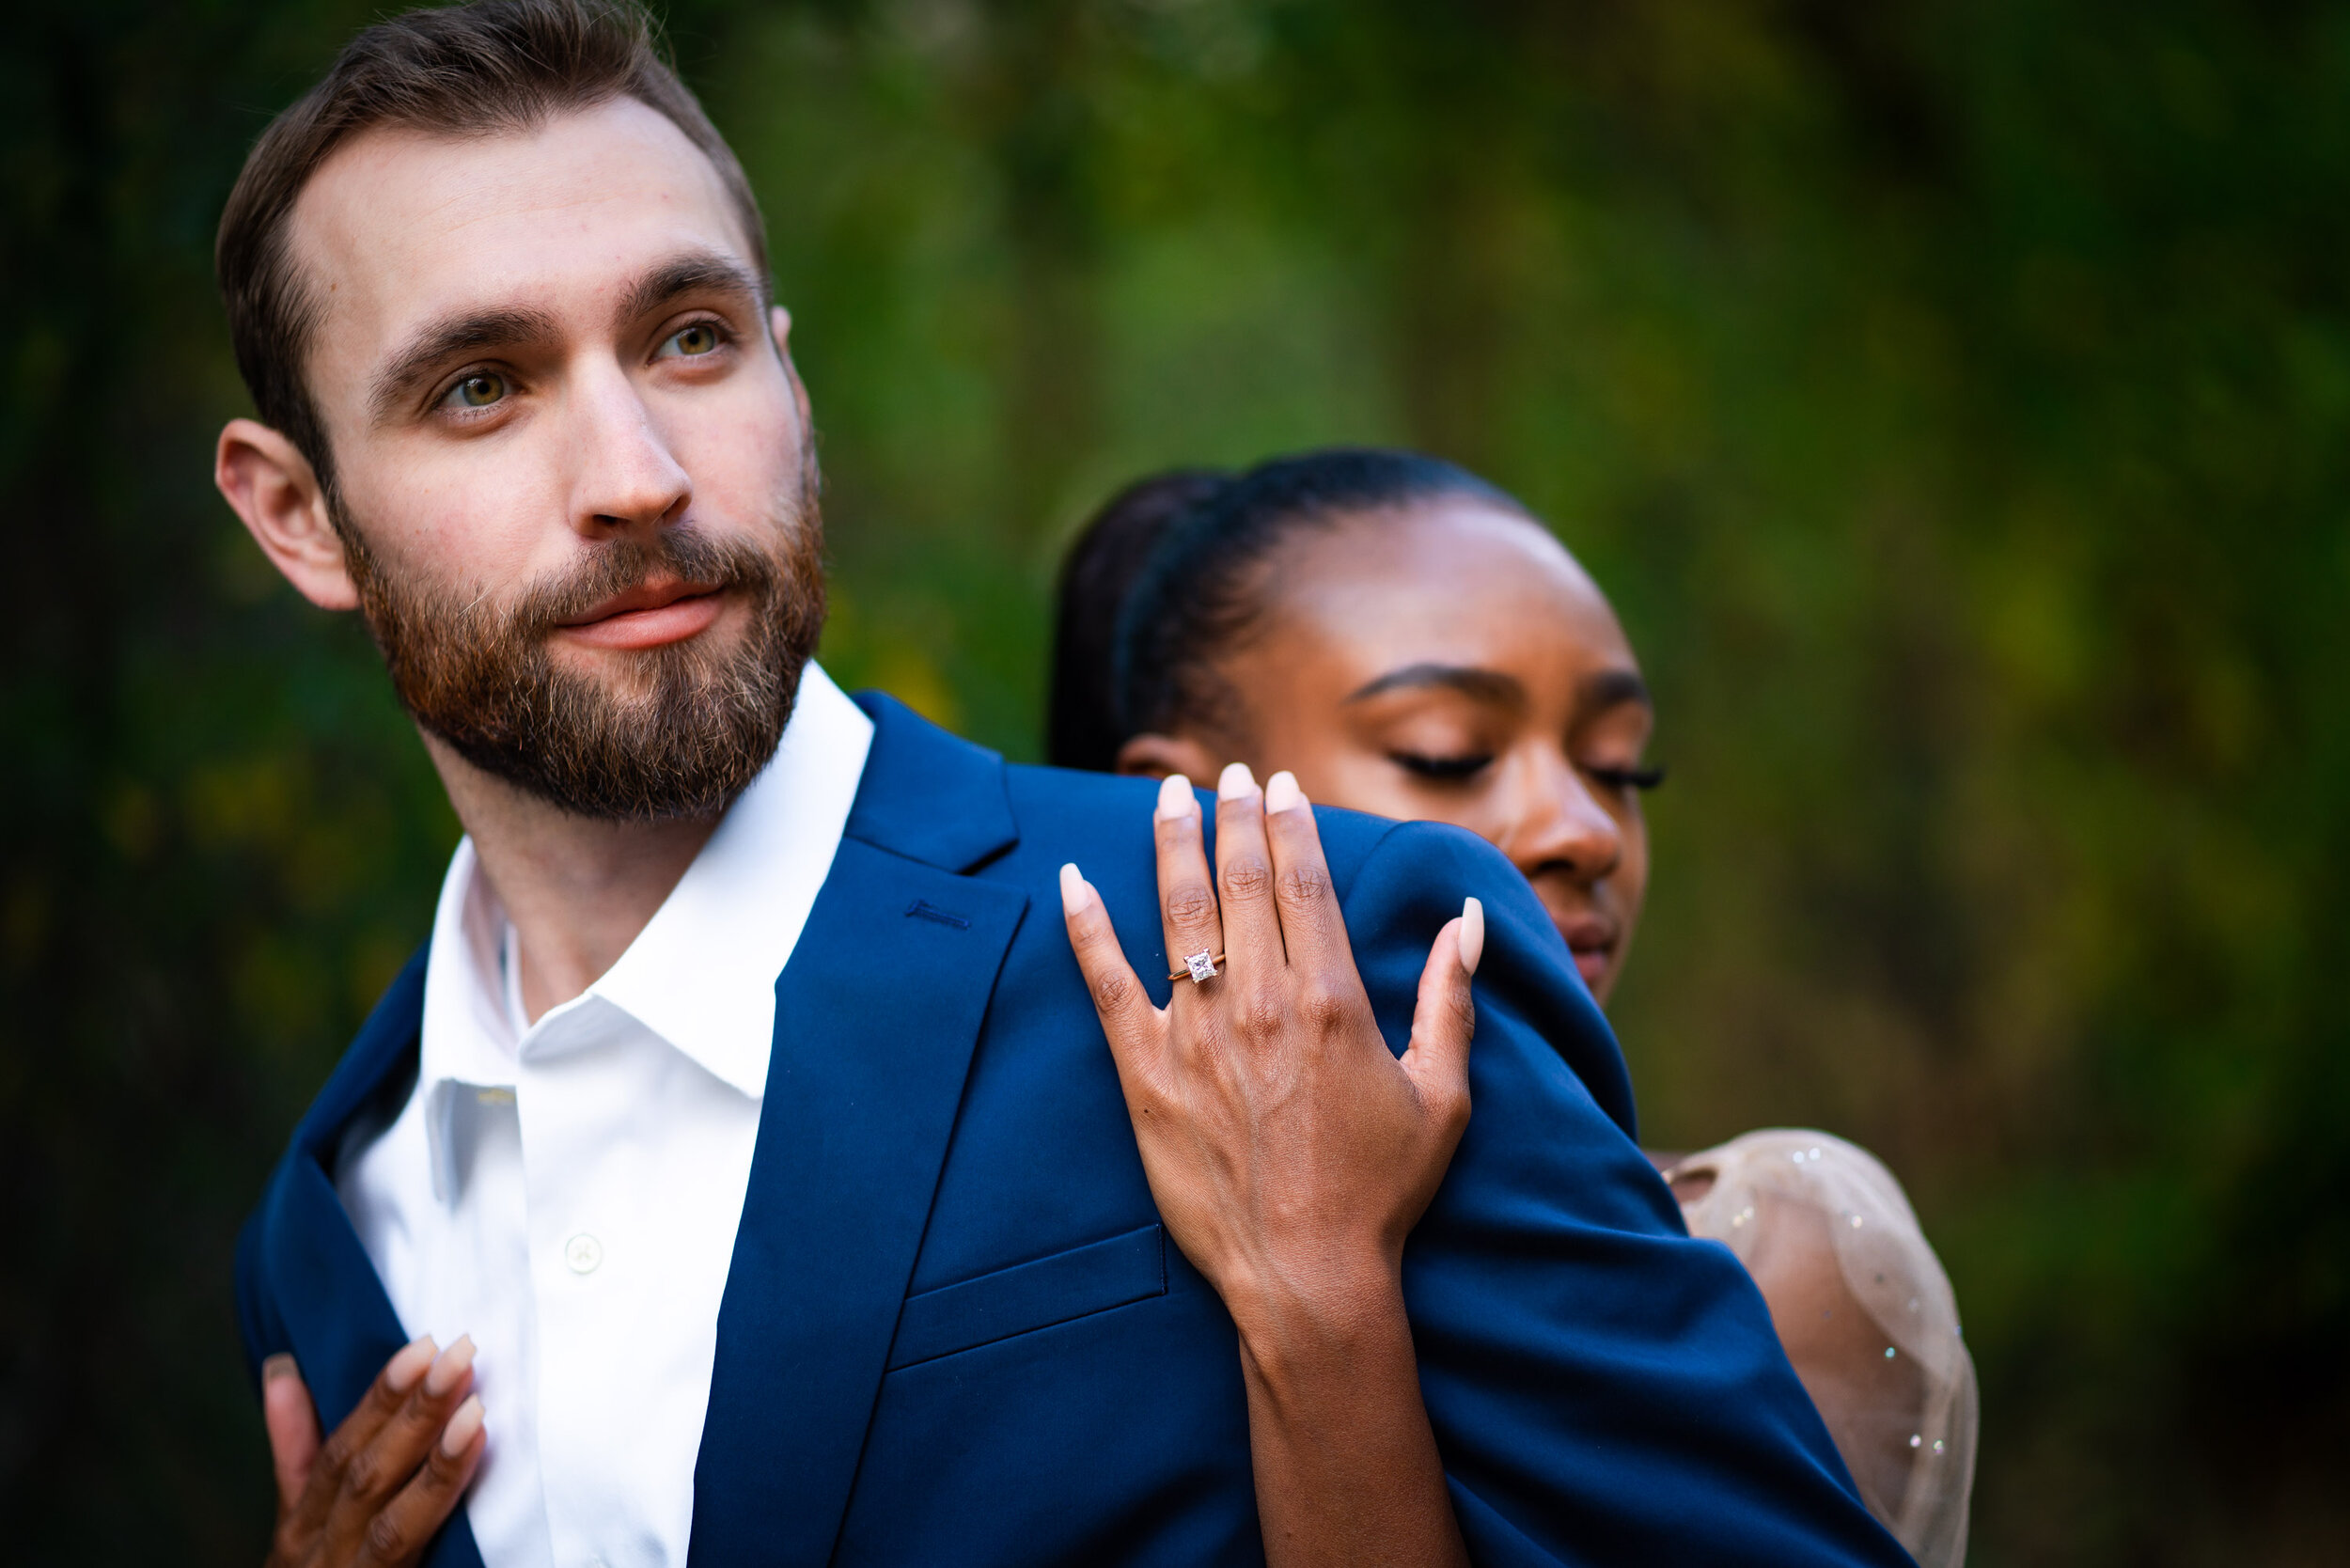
[1667, 1130, 1977, 1568]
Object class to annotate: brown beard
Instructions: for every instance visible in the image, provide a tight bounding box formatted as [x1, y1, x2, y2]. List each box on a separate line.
[338, 505, 826, 822]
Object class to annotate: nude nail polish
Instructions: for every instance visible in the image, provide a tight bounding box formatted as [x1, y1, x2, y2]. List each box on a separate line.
[1058, 862, 1094, 914]
[1460, 897, 1485, 976]
[1217, 761, 1259, 801]
[385, 1336, 437, 1394]
[424, 1333, 476, 1399]
[440, 1395, 485, 1457]
[1155, 772, 1194, 821]
[1263, 771, 1304, 814]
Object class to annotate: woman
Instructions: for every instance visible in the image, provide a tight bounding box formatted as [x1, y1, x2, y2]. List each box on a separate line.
[1052, 449, 1977, 1566]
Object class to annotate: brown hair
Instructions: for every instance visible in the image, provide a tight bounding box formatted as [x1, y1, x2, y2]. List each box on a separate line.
[214, 0, 767, 491]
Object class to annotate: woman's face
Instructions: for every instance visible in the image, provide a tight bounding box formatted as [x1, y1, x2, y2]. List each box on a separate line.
[1130, 500, 1654, 1003]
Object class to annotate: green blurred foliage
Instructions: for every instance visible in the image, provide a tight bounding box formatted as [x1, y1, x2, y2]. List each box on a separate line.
[4, 1, 2344, 1561]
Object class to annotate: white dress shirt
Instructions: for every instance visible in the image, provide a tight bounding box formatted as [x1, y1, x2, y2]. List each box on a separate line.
[337, 664, 873, 1568]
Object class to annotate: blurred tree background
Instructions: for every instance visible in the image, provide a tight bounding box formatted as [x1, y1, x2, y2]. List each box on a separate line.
[3, 0, 2344, 1560]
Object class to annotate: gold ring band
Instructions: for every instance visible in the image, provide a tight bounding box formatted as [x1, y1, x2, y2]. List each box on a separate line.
[1169, 950, 1227, 984]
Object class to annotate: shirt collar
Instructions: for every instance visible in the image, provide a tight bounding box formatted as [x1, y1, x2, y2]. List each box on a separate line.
[417, 660, 874, 1117]
[591, 664, 871, 1095]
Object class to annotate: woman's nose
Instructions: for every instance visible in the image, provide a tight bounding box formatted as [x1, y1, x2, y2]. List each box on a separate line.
[1500, 756, 1622, 885]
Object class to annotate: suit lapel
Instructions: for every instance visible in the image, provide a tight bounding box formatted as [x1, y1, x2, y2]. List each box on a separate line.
[265, 954, 423, 1427]
[689, 834, 1027, 1566]
[258, 952, 487, 1568]
[689, 695, 1027, 1565]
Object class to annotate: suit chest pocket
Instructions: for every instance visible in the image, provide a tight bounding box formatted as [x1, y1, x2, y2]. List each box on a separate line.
[885, 1223, 1167, 1371]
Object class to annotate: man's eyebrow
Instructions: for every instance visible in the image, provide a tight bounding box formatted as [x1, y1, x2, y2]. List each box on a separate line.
[1343, 663, 1528, 706]
[1579, 667, 1653, 711]
[616, 250, 764, 328]
[368, 306, 559, 424]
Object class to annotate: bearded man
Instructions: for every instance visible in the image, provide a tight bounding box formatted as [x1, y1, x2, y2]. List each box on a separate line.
[216, 3, 1917, 1566]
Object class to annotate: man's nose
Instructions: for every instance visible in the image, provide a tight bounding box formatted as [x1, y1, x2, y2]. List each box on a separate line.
[566, 365, 691, 537]
[1499, 753, 1623, 885]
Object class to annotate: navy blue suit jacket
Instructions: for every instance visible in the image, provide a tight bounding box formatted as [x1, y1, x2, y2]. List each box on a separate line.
[236, 693, 1913, 1565]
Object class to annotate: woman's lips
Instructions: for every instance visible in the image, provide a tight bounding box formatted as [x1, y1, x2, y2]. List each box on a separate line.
[1555, 914, 1619, 992]
[554, 580, 725, 651]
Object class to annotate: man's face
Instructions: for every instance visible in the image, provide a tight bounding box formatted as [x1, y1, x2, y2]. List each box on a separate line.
[287, 97, 820, 818]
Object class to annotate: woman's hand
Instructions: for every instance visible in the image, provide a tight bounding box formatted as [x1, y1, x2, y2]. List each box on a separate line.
[1060, 762, 1480, 1568]
[260, 1337, 485, 1568]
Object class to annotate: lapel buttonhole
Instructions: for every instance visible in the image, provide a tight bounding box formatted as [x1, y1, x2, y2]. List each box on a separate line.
[904, 899, 973, 931]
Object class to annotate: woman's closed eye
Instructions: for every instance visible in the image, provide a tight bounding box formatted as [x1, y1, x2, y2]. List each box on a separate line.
[1389, 749, 1496, 783]
[1585, 761, 1667, 793]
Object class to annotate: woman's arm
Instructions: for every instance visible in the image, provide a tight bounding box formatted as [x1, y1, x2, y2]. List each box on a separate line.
[1061, 763, 1477, 1568]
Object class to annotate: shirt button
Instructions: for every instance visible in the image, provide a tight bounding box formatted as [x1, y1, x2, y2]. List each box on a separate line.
[564, 1232, 604, 1275]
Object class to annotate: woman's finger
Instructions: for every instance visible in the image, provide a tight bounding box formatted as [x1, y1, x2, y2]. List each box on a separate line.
[327, 1332, 476, 1557]
[1399, 900, 1481, 1138]
[262, 1355, 321, 1515]
[1211, 763, 1287, 990]
[293, 1334, 437, 1536]
[1260, 773, 1359, 985]
[1060, 863, 1167, 1096]
[1152, 773, 1227, 994]
[353, 1395, 486, 1568]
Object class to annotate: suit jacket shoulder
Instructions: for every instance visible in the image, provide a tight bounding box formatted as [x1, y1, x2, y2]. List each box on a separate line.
[840, 729, 1911, 1565]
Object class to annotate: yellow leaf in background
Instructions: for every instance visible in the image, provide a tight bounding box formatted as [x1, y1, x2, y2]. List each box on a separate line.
[868, 646, 964, 732]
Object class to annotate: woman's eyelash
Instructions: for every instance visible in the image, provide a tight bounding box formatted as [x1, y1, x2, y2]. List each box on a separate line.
[1390, 751, 1495, 781]
[1391, 751, 1666, 792]
[1588, 762, 1668, 792]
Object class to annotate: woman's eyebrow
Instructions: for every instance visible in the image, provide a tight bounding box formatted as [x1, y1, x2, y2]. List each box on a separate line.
[1579, 667, 1653, 711]
[1343, 663, 1526, 706]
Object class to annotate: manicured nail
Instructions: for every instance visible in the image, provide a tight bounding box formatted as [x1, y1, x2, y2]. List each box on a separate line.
[1459, 897, 1485, 976]
[1058, 862, 1095, 915]
[440, 1394, 485, 1457]
[1263, 771, 1304, 815]
[424, 1333, 476, 1399]
[262, 1353, 300, 1386]
[1155, 772, 1195, 822]
[1216, 761, 1259, 801]
[385, 1336, 437, 1394]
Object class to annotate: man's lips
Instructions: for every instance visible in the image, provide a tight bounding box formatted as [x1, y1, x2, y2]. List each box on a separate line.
[554, 579, 726, 651]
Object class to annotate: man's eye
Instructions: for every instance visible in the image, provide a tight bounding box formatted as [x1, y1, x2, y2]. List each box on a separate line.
[663, 322, 723, 357]
[441, 371, 508, 410]
[1390, 751, 1494, 783]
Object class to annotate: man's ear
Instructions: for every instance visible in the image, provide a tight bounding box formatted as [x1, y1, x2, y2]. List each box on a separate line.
[1115, 732, 1226, 782]
[770, 306, 812, 432]
[215, 418, 358, 611]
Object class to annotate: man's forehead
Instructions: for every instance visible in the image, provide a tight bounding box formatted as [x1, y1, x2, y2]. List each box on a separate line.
[290, 97, 754, 349]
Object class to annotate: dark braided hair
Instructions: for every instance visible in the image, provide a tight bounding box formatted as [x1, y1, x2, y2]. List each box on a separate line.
[1045, 447, 1525, 770]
